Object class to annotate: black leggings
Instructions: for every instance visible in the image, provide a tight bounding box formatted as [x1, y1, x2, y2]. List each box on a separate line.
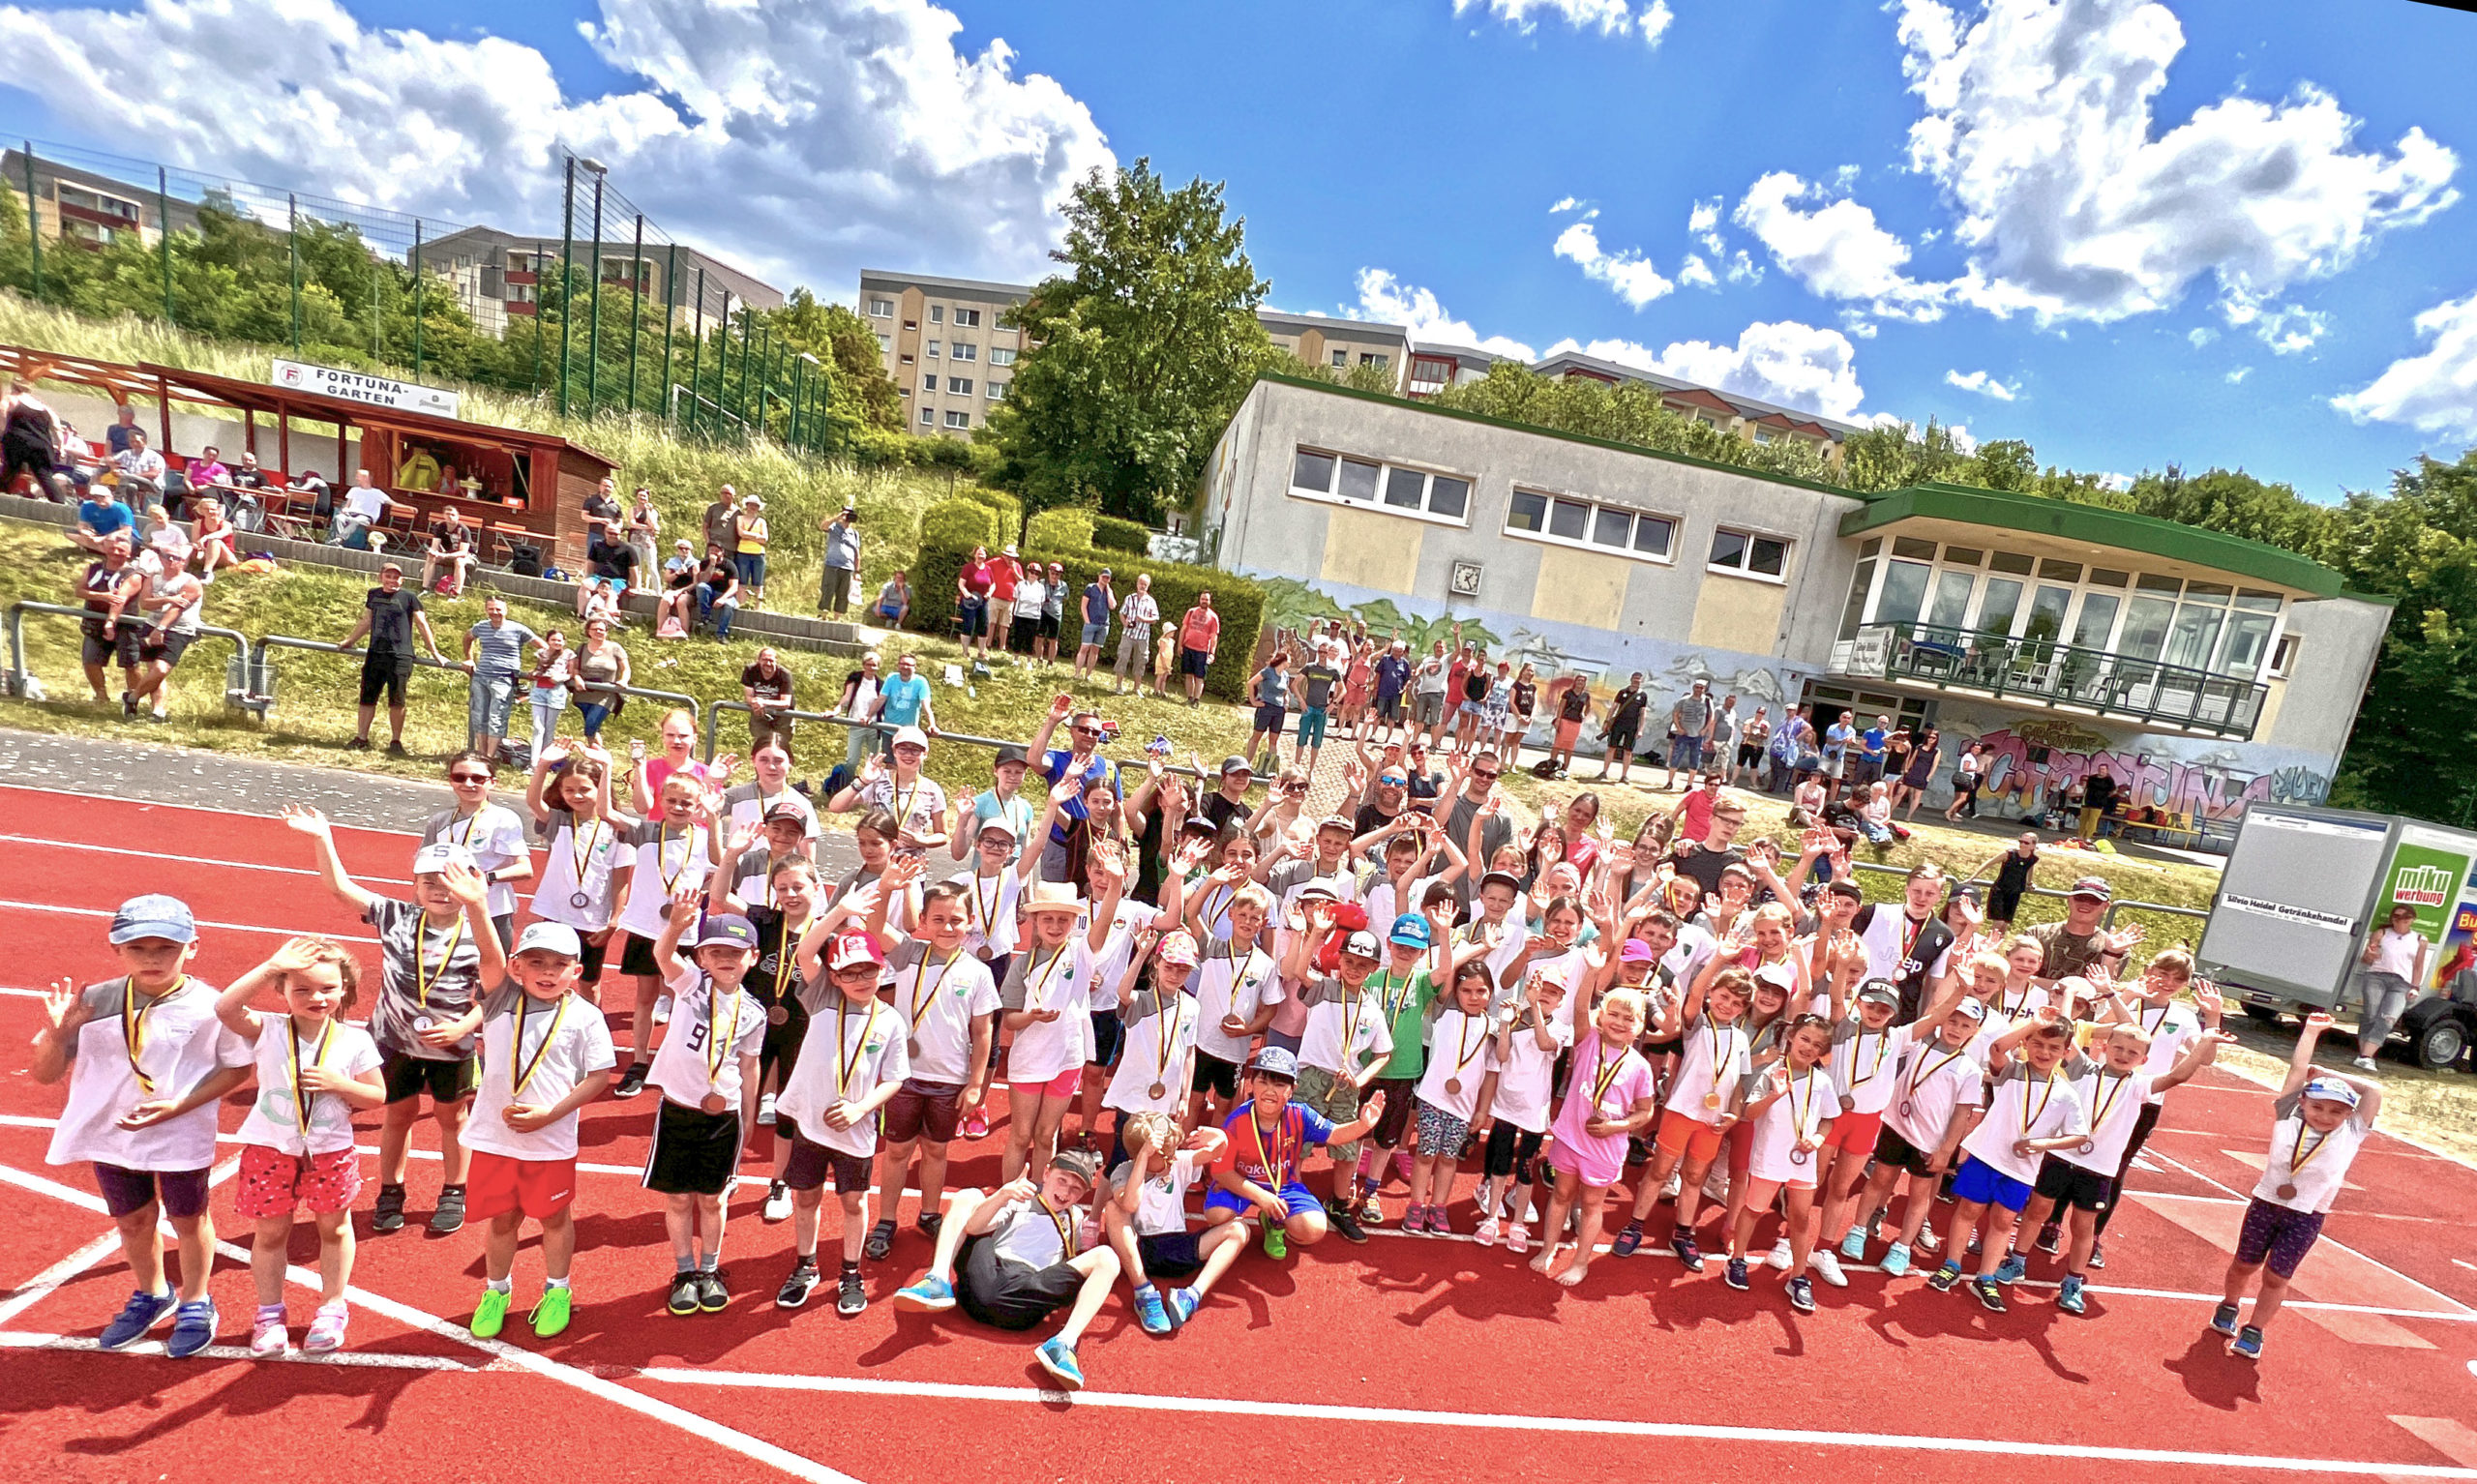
[1484, 1123, 1544, 1182]
[2092, 1100, 2162, 1236]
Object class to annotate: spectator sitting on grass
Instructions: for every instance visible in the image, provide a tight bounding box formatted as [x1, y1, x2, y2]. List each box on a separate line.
[872, 570, 910, 629]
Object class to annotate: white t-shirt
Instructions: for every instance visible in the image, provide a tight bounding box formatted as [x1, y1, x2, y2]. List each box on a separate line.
[1456, 916, 1531, 1007]
[1000, 938, 1099, 1083]
[1745, 1065, 1839, 1184]
[341, 483, 388, 523]
[614, 821, 710, 939]
[1666, 1013, 1751, 1127]
[1829, 1017, 1902, 1116]
[423, 803, 531, 920]
[2126, 998, 2204, 1105]
[1489, 1012, 1572, 1134]
[531, 809, 627, 931]
[1191, 940, 1280, 1063]
[950, 868, 1023, 960]
[1110, 1148, 1204, 1237]
[2253, 1095, 2373, 1214]
[645, 967, 766, 1109]
[1981, 980, 2054, 1038]
[234, 1015, 384, 1158]
[2367, 927, 2423, 980]
[463, 989, 617, 1162]
[45, 978, 249, 1172]
[722, 783, 821, 844]
[883, 941, 1000, 1086]
[1295, 977, 1394, 1078]
[1415, 1007, 1498, 1122]
[1083, 900, 1157, 1013]
[2053, 1053, 2160, 1176]
[1961, 1063, 2089, 1183]
[1882, 1025, 1985, 1153]
[777, 994, 909, 1157]
[1510, 943, 1594, 1028]
[983, 1196, 1080, 1270]
[1103, 986, 1201, 1116]
[1360, 872, 1447, 935]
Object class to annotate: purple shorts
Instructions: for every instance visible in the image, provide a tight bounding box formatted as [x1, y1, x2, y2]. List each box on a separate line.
[881, 1078, 965, 1145]
[2234, 1196, 2327, 1279]
[95, 1163, 211, 1220]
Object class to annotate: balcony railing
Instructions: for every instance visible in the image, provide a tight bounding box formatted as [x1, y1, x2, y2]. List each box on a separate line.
[1827, 622, 2271, 739]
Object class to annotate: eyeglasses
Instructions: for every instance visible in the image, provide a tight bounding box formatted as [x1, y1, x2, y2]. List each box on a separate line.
[449, 772, 491, 785]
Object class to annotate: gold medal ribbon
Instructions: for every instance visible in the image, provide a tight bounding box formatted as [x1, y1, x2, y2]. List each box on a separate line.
[120, 975, 188, 1095]
[510, 993, 571, 1099]
[415, 915, 466, 1012]
[907, 950, 957, 1042]
[834, 1000, 882, 1095]
[289, 1016, 335, 1134]
[704, 985, 744, 1083]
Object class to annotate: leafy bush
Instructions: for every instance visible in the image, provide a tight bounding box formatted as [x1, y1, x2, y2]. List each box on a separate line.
[1026, 506, 1095, 549]
[1090, 514, 1151, 554]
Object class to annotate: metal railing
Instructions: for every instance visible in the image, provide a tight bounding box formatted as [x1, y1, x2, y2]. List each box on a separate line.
[1831, 621, 2269, 739]
[1845, 856, 2207, 931]
[701, 698, 1222, 790]
[5, 600, 251, 713]
[249, 635, 701, 727]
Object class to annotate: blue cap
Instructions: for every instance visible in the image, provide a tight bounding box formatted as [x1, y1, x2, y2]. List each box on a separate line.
[1388, 913, 1432, 949]
[1245, 1046, 1300, 1081]
[2302, 1077, 2361, 1109]
[697, 914, 759, 949]
[110, 894, 196, 945]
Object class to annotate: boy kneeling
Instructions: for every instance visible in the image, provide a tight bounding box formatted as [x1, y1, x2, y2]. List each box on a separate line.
[1204, 1046, 1386, 1259]
[892, 1149, 1119, 1390]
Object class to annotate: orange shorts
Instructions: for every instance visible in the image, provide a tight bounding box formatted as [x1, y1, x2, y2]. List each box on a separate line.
[1655, 1106, 1726, 1165]
[1823, 1108, 1884, 1155]
[466, 1150, 578, 1222]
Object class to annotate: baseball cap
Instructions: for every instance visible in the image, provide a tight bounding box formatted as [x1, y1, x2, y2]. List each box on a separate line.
[1388, 913, 1432, 949]
[1478, 870, 1524, 895]
[2068, 876, 2113, 902]
[1618, 937, 1657, 964]
[1156, 931, 1200, 967]
[1246, 1046, 1300, 1081]
[761, 802, 807, 826]
[1316, 814, 1355, 835]
[889, 726, 931, 753]
[993, 745, 1029, 770]
[1295, 876, 1343, 903]
[697, 914, 759, 949]
[826, 933, 884, 971]
[1857, 978, 1901, 1007]
[2302, 1077, 2361, 1108]
[514, 921, 583, 960]
[975, 814, 1021, 841]
[410, 843, 478, 876]
[1341, 929, 1384, 960]
[1048, 1147, 1102, 1190]
[109, 893, 195, 945]
[1220, 755, 1254, 777]
[1824, 879, 1865, 903]
[1952, 997, 1988, 1023]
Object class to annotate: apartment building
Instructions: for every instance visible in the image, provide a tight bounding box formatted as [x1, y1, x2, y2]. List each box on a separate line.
[1532, 348, 1860, 464]
[856, 270, 1030, 435]
[1257, 311, 1404, 381]
[424, 225, 782, 341]
[2, 150, 202, 252]
[1404, 343, 1507, 397]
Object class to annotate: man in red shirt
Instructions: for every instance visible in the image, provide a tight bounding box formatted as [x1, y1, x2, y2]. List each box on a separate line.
[1178, 592, 1221, 707]
[988, 544, 1023, 659]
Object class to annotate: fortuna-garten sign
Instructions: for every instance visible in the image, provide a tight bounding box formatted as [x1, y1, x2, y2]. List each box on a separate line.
[270, 359, 461, 420]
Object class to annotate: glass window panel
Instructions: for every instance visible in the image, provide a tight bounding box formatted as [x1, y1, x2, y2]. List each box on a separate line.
[2218, 610, 2277, 675]
[2022, 585, 2074, 643]
[1507, 490, 1547, 533]
[1633, 516, 1674, 556]
[2071, 592, 2121, 650]
[1941, 547, 1984, 566]
[1877, 561, 1931, 627]
[1977, 578, 2024, 636]
[1839, 559, 1875, 640]
[2183, 580, 2232, 603]
[1549, 499, 1589, 541]
[2135, 572, 2183, 594]
[1384, 466, 1426, 508]
[2234, 588, 2283, 612]
[1428, 477, 1469, 519]
[2119, 594, 2174, 662]
[1709, 528, 1747, 568]
[2037, 559, 2084, 582]
[1337, 459, 1380, 502]
[1749, 538, 1788, 577]
[1593, 507, 1633, 548]
[2165, 603, 2225, 669]
[2088, 568, 2130, 588]
[1859, 538, 1881, 558]
[1891, 537, 1939, 560]
[1927, 570, 1975, 629]
[1989, 551, 2035, 576]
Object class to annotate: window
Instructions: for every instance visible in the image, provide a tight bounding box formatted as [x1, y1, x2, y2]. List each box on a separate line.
[876, 333, 892, 354]
[920, 374, 938, 393]
[986, 380, 1004, 400]
[1708, 527, 1789, 579]
[950, 342, 976, 362]
[1293, 450, 1336, 491]
[867, 298, 894, 317]
[899, 352, 914, 366]
[58, 185, 139, 224]
[1751, 427, 1775, 445]
[944, 409, 971, 429]
[954, 308, 981, 328]
[926, 340, 940, 358]
[1412, 355, 1453, 386]
[930, 306, 944, 323]
[1331, 350, 1348, 369]
[919, 406, 935, 425]
[903, 319, 918, 332]
[947, 377, 973, 396]
[1891, 537, 1939, 561]
[990, 346, 1016, 367]
[1288, 445, 1470, 522]
[2270, 634, 2301, 679]
[1360, 352, 1388, 370]
[1506, 488, 1676, 561]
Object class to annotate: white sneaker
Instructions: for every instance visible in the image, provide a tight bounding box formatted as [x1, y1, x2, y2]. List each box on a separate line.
[1507, 1222, 1530, 1255]
[1810, 1248, 1848, 1288]
[756, 1092, 777, 1126]
[1765, 1236, 1795, 1270]
[2352, 1055, 2379, 1072]
[761, 1182, 793, 1223]
[1660, 1172, 1682, 1202]
[652, 994, 673, 1026]
[1475, 1217, 1500, 1247]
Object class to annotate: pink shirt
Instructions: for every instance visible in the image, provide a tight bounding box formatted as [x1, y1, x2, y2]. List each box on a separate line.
[1549, 1032, 1655, 1184]
[1180, 608, 1220, 652]
[645, 756, 709, 821]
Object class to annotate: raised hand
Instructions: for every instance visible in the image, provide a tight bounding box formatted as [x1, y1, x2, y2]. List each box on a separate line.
[279, 802, 332, 838]
[628, 739, 647, 762]
[1049, 693, 1074, 722]
[1049, 777, 1081, 806]
[439, 860, 491, 906]
[41, 977, 85, 1034]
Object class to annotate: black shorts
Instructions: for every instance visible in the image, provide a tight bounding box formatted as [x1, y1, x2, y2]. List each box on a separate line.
[80, 622, 141, 670]
[957, 598, 988, 638]
[1370, 1075, 1418, 1148]
[1605, 724, 1638, 753]
[1871, 1121, 1938, 1179]
[956, 1233, 1083, 1330]
[1037, 612, 1061, 640]
[761, 998, 810, 1086]
[1737, 744, 1763, 767]
[781, 1131, 871, 1193]
[1136, 1231, 1204, 1280]
[381, 1051, 477, 1106]
[2034, 1154, 2114, 1213]
[139, 629, 195, 666]
[1192, 1050, 1240, 1100]
[1088, 1009, 1124, 1068]
[359, 651, 414, 707]
[1180, 647, 1210, 679]
[642, 1098, 744, 1196]
[620, 932, 663, 979]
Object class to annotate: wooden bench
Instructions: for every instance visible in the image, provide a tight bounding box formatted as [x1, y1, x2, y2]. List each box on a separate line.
[2116, 809, 2202, 848]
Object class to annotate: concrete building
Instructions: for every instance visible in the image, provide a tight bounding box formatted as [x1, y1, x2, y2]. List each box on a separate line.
[857, 270, 1030, 436]
[2, 150, 203, 252]
[1257, 311, 1404, 381]
[1533, 347, 1860, 465]
[1203, 373, 2387, 835]
[1404, 344, 1507, 398]
[424, 226, 782, 341]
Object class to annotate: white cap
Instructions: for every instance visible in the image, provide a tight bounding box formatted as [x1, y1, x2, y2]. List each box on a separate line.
[411, 843, 478, 876]
[514, 922, 583, 959]
[890, 725, 931, 752]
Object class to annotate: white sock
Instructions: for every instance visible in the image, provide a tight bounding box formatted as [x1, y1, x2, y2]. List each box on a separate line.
[486, 1277, 513, 1293]
[544, 1277, 570, 1291]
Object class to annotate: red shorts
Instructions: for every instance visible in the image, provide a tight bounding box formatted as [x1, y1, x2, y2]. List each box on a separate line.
[1824, 1108, 1884, 1155]
[1655, 1107, 1726, 1165]
[466, 1150, 578, 1222]
[234, 1143, 361, 1219]
[1727, 1116, 1754, 1177]
[1010, 1067, 1082, 1100]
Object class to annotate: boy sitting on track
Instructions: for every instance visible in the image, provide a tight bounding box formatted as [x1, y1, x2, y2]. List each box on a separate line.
[1103, 1110, 1244, 1335]
[892, 1149, 1121, 1391]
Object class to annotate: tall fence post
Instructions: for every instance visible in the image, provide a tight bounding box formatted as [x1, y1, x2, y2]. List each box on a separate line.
[660, 241, 678, 425]
[156, 165, 172, 324]
[584, 166, 605, 417]
[410, 218, 423, 377]
[624, 212, 644, 415]
[286, 193, 300, 354]
[21, 142, 40, 299]
[556, 156, 576, 419]
[687, 268, 706, 435]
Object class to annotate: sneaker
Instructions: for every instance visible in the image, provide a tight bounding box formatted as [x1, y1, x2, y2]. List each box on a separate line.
[2057, 1276, 2087, 1317]
[1399, 1204, 1427, 1235]
[1427, 1205, 1454, 1237]
[121, 691, 138, 717]
[2087, 1241, 2106, 1270]
[1764, 1236, 1794, 1270]
[1810, 1249, 1848, 1289]
[612, 1062, 649, 1100]
[894, 1274, 956, 1313]
[1925, 1261, 1962, 1292]
[963, 1105, 990, 1140]
[2232, 1324, 2265, 1359]
[1611, 1221, 1645, 1258]
[1133, 1284, 1173, 1337]
[1035, 1336, 1086, 1391]
[1994, 1253, 2028, 1286]
[1507, 1222, 1530, 1256]
[1671, 1230, 1706, 1273]
[1327, 1201, 1369, 1245]
[652, 995, 673, 1025]
[836, 1269, 866, 1319]
[251, 1304, 288, 1357]
[776, 1261, 821, 1310]
[1391, 1149, 1415, 1189]
[166, 1297, 218, 1358]
[863, 1219, 897, 1261]
[1475, 1216, 1500, 1247]
[304, 1300, 349, 1352]
[668, 1272, 701, 1316]
[429, 1185, 467, 1235]
[372, 1183, 407, 1233]
[916, 1212, 943, 1240]
[1837, 1228, 1868, 1262]
[1881, 1242, 1913, 1278]
[763, 1182, 794, 1224]
[1915, 1226, 1943, 1254]
[1972, 1277, 2009, 1314]
[1787, 1276, 1816, 1314]
[344, 735, 372, 751]
[1723, 1258, 1750, 1291]
[1263, 1223, 1288, 1260]
[1165, 1286, 1202, 1328]
[697, 1267, 731, 1312]
[470, 1288, 511, 1339]
[757, 1092, 778, 1126]
[386, 741, 410, 758]
[100, 1290, 176, 1350]
[1967, 1233, 1984, 1257]
[2034, 1221, 2063, 1256]
[1358, 1193, 1385, 1228]
[528, 1288, 571, 1339]
[2351, 1055, 2378, 1073]
[2209, 1300, 2242, 1337]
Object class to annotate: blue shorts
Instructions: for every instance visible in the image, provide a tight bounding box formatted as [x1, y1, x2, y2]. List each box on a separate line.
[1951, 1154, 2035, 1212]
[1668, 736, 1705, 769]
[1205, 1179, 1322, 1221]
[1297, 706, 1328, 748]
[1081, 622, 1109, 648]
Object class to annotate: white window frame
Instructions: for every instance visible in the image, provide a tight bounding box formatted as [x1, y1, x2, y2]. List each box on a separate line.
[925, 340, 940, 358]
[919, 405, 935, 425]
[943, 409, 971, 429]
[1706, 524, 1792, 584]
[1285, 445, 1474, 529]
[950, 341, 976, 362]
[990, 346, 1016, 367]
[954, 308, 981, 328]
[866, 297, 894, 317]
[1501, 487, 1680, 567]
[2269, 633, 2301, 680]
[986, 381, 1005, 400]
[948, 376, 973, 396]
[920, 374, 938, 393]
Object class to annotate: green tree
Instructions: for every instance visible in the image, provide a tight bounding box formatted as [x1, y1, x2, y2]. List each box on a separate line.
[984, 159, 1271, 523]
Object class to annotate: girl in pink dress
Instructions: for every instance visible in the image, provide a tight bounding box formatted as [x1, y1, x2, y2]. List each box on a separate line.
[1530, 910, 1657, 1289]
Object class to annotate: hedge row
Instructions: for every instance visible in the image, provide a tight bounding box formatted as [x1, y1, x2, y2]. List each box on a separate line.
[908, 497, 1263, 699]
[1091, 514, 1150, 555]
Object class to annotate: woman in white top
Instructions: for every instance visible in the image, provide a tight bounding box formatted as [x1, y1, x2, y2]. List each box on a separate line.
[525, 631, 574, 762]
[2352, 904, 2430, 1069]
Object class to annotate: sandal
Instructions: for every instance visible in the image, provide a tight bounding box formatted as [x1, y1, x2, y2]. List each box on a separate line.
[862, 1219, 898, 1262]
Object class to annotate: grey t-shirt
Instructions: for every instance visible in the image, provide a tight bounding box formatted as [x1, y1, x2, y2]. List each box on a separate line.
[1442, 791, 1513, 905]
[364, 897, 484, 1060]
[465, 619, 540, 676]
[1673, 693, 1714, 738]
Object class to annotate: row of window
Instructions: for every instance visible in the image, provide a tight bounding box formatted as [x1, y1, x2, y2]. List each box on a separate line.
[866, 298, 985, 328]
[921, 407, 973, 429]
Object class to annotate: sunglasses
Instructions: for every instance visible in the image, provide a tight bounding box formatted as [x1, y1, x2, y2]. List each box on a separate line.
[1378, 776, 1407, 787]
[1071, 725, 1104, 736]
[449, 773, 491, 785]
[1473, 767, 1501, 780]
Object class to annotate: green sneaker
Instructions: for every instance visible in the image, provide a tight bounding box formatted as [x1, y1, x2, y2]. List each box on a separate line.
[469, 1288, 511, 1340]
[1263, 1223, 1287, 1261]
[529, 1286, 573, 1339]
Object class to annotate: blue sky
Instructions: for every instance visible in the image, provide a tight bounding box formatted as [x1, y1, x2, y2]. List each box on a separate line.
[0, 0, 2470, 497]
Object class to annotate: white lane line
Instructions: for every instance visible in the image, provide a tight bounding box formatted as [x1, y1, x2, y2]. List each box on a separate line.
[0, 899, 381, 944]
[0, 1329, 486, 1370]
[0, 781, 427, 837]
[0, 1232, 126, 1327]
[640, 1368, 2477, 1477]
[0, 1157, 864, 1484]
[0, 832, 412, 886]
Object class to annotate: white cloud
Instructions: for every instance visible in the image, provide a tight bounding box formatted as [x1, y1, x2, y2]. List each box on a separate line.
[1454, 0, 1672, 45]
[2225, 366, 2253, 385]
[1552, 221, 1674, 309]
[0, 0, 1113, 293]
[1687, 199, 1721, 237]
[1946, 423, 1979, 456]
[1945, 368, 2017, 401]
[1546, 318, 1870, 422]
[2331, 291, 2477, 439]
[1678, 254, 1717, 290]
[2220, 292, 2329, 355]
[1353, 268, 1537, 360]
[1725, 250, 1763, 285]
[1550, 195, 1583, 214]
[1734, 171, 1947, 321]
[2188, 327, 2219, 348]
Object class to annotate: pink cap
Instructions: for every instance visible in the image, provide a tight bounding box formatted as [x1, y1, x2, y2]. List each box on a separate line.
[827, 934, 884, 971]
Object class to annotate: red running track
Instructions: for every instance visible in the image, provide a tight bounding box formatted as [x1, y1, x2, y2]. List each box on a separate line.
[2, 785, 2474, 1483]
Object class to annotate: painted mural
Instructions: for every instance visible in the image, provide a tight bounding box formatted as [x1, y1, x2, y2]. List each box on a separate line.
[1925, 701, 2336, 823]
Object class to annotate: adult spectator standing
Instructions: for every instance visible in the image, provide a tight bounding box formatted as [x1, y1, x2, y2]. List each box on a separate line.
[567, 617, 631, 742]
[1821, 708, 1858, 802]
[1945, 741, 1985, 820]
[818, 506, 862, 616]
[624, 486, 662, 582]
[1662, 678, 1716, 789]
[1370, 639, 1412, 742]
[1027, 694, 1120, 880]
[1114, 573, 1158, 695]
[872, 569, 911, 630]
[1970, 831, 2043, 932]
[458, 596, 538, 763]
[74, 531, 145, 713]
[1732, 704, 1771, 788]
[2354, 904, 2432, 1071]
[731, 493, 770, 608]
[741, 646, 798, 753]
[1713, 694, 1741, 784]
[2078, 762, 2119, 840]
[834, 652, 884, 779]
[111, 429, 167, 506]
[2027, 876, 2142, 984]
[1897, 725, 1942, 819]
[129, 538, 204, 724]
[581, 478, 620, 561]
[1178, 591, 1221, 706]
[872, 651, 938, 753]
[1010, 561, 1049, 659]
[325, 468, 395, 549]
[1442, 750, 1513, 907]
[1040, 561, 1068, 666]
[988, 545, 1024, 658]
[1853, 714, 1892, 792]
[343, 561, 444, 757]
[1412, 640, 1451, 750]
[1545, 672, 1591, 777]
[1075, 567, 1115, 684]
[701, 485, 739, 558]
[956, 545, 996, 663]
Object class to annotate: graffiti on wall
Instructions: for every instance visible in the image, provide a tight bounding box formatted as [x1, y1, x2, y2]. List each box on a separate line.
[1963, 715, 2333, 822]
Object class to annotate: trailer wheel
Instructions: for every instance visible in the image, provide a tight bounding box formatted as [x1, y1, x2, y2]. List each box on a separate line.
[2412, 1017, 2466, 1070]
[2241, 1003, 2284, 1025]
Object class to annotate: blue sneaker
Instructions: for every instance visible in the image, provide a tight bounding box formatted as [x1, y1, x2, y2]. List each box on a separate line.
[100, 1290, 176, 1350]
[1837, 1228, 1867, 1261]
[1993, 1253, 2028, 1286]
[2057, 1275, 2087, 1316]
[1786, 1276, 1816, 1314]
[2209, 1300, 2241, 1337]
[1610, 1221, 1644, 1258]
[892, 1274, 955, 1313]
[1132, 1284, 1172, 1337]
[2231, 1324, 2265, 1360]
[1035, 1336, 1086, 1391]
[1165, 1286, 1200, 1329]
[1880, 1242, 1913, 1278]
[1723, 1258, 1750, 1291]
[166, 1297, 218, 1358]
